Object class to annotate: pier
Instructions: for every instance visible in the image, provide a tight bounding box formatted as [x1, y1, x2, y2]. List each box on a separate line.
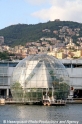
[3, 98, 82, 105]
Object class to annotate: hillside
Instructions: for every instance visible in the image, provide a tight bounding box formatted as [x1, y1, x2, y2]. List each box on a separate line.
[0, 21, 82, 46]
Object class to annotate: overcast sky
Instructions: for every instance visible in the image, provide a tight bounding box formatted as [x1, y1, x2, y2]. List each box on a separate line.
[0, 0, 82, 29]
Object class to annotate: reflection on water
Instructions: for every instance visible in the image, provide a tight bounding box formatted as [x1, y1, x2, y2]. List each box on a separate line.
[0, 104, 82, 124]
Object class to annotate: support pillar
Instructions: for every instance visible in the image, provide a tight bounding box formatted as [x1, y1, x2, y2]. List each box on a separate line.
[6, 88, 9, 98]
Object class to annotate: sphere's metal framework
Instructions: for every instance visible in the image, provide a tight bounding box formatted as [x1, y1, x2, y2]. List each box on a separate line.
[11, 54, 70, 102]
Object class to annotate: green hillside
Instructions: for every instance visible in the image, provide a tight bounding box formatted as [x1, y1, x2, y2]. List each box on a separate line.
[0, 21, 82, 46]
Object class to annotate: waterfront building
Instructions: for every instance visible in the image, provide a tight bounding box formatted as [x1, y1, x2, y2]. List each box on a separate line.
[61, 59, 82, 98]
[0, 61, 19, 98]
[0, 57, 82, 99]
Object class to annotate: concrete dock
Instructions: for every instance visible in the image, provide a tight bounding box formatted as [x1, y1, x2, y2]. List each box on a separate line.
[0, 98, 82, 105]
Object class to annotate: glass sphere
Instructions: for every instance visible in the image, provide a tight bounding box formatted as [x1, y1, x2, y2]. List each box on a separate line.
[11, 54, 70, 101]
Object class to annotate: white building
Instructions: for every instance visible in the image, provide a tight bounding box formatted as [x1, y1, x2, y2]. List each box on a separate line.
[61, 59, 82, 98]
[0, 61, 19, 98]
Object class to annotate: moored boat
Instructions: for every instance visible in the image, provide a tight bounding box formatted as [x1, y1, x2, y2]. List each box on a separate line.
[43, 99, 66, 106]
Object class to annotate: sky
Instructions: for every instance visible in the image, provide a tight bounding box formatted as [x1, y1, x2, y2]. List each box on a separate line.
[0, 0, 82, 29]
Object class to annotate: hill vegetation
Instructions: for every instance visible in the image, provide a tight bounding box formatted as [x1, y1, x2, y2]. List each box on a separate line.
[0, 21, 82, 46]
[0, 51, 15, 60]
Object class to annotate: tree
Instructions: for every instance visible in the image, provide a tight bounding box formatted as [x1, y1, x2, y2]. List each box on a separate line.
[53, 82, 70, 99]
[11, 82, 23, 101]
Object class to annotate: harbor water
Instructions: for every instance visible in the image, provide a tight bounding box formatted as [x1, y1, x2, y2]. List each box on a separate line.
[0, 104, 82, 124]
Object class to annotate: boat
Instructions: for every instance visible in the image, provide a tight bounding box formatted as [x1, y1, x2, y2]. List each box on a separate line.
[43, 99, 66, 106]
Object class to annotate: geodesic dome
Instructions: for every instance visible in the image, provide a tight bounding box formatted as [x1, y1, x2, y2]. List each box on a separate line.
[11, 54, 70, 101]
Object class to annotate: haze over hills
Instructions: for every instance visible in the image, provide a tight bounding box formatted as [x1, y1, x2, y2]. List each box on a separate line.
[0, 20, 82, 46]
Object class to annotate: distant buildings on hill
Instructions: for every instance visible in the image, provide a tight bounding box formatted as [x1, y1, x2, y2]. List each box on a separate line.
[0, 23, 82, 60]
[0, 36, 4, 45]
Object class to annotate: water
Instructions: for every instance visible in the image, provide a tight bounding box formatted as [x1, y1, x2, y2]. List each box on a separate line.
[0, 104, 82, 124]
